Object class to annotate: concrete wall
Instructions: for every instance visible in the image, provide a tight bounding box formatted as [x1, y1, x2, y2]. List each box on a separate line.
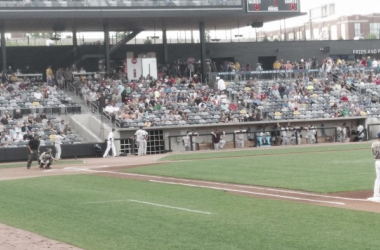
[4, 40, 380, 72]
[70, 114, 107, 143]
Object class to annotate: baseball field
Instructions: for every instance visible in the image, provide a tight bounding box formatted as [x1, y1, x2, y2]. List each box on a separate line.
[0, 142, 379, 250]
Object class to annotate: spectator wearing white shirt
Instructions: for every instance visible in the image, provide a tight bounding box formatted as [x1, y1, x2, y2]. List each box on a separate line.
[58, 120, 65, 133]
[104, 103, 116, 114]
[217, 77, 226, 91]
[33, 89, 43, 100]
[81, 84, 90, 103]
[13, 131, 23, 142]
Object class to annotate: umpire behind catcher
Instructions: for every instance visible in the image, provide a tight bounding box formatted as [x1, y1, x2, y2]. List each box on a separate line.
[27, 134, 40, 169]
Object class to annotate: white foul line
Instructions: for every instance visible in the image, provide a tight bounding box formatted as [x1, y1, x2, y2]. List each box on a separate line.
[128, 199, 212, 215]
[65, 168, 365, 203]
[82, 200, 126, 204]
[149, 180, 346, 206]
[81, 199, 212, 215]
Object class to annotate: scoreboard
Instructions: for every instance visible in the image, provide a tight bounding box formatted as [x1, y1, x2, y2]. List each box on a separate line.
[247, 0, 299, 12]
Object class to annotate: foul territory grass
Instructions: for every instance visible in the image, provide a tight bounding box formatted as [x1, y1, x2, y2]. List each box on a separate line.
[0, 160, 84, 169]
[127, 146, 375, 193]
[0, 175, 380, 250]
[161, 143, 371, 161]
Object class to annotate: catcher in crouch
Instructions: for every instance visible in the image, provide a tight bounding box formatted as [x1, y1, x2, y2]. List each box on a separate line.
[39, 148, 54, 169]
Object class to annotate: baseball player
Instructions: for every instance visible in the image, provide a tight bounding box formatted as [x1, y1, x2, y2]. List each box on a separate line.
[39, 148, 54, 169]
[234, 128, 246, 148]
[369, 132, 380, 202]
[183, 130, 199, 151]
[335, 124, 342, 142]
[134, 126, 148, 156]
[277, 122, 288, 145]
[103, 128, 117, 157]
[211, 129, 226, 150]
[53, 131, 65, 161]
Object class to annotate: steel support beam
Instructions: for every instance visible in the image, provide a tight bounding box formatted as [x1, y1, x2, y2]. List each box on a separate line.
[103, 22, 111, 73]
[163, 29, 168, 65]
[199, 22, 207, 84]
[1, 25, 6, 72]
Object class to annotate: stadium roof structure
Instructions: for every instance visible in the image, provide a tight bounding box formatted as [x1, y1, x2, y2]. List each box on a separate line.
[0, 1, 304, 32]
[0, 0, 305, 80]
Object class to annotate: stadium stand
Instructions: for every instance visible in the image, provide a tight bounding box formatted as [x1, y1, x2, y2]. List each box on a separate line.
[0, 74, 82, 148]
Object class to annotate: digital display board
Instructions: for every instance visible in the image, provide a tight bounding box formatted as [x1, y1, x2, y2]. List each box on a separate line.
[247, 0, 299, 12]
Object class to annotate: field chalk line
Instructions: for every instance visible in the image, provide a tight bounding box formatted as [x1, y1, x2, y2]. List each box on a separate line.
[64, 167, 366, 203]
[81, 199, 212, 215]
[150, 180, 346, 206]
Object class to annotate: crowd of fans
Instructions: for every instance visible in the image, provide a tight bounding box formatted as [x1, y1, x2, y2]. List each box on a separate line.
[66, 56, 380, 128]
[2, 54, 379, 147]
[0, 67, 77, 147]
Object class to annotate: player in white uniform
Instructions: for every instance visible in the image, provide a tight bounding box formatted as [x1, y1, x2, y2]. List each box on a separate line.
[134, 126, 148, 156]
[183, 130, 199, 151]
[277, 123, 288, 145]
[369, 132, 380, 202]
[103, 128, 116, 157]
[54, 131, 65, 161]
[234, 128, 246, 148]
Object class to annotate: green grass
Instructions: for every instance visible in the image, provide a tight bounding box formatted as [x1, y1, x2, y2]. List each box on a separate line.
[161, 143, 371, 161]
[0, 160, 84, 169]
[0, 175, 380, 250]
[128, 146, 375, 193]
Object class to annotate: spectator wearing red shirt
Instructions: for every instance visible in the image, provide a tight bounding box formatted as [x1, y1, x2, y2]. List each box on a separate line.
[375, 76, 380, 85]
[341, 94, 349, 102]
[361, 58, 367, 67]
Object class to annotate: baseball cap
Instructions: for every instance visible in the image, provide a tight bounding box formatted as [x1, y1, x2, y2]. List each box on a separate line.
[377, 132, 380, 138]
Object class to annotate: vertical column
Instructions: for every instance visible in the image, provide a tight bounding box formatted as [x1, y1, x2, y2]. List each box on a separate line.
[199, 22, 207, 84]
[103, 22, 111, 73]
[163, 29, 168, 65]
[72, 27, 78, 63]
[1, 25, 6, 72]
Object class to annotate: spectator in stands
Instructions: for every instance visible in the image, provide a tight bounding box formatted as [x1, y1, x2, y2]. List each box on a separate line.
[63, 124, 72, 135]
[56, 68, 64, 89]
[217, 76, 226, 91]
[55, 119, 64, 132]
[33, 89, 43, 100]
[1, 71, 7, 83]
[13, 109, 22, 120]
[33, 114, 42, 124]
[64, 68, 73, 87]
[97, 92, 106, 114]
[46, 65, 54, 85]
[1, 115, 8, 125]
[13, 131, 23, 142]
[81, 84, 90, 104]
[7, 66, 13, 75]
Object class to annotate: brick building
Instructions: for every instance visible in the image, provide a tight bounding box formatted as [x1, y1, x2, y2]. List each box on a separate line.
[258, 13, 380, 41]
